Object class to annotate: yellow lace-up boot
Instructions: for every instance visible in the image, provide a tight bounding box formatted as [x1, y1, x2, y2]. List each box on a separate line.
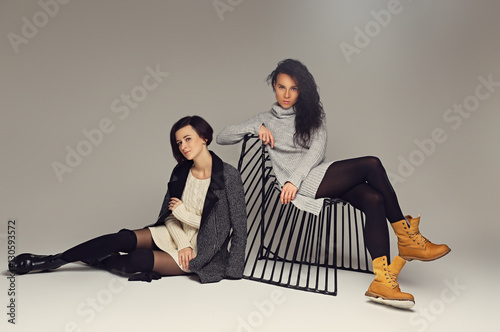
[365, 256, 415, 309]
[391, 215, 451, 261]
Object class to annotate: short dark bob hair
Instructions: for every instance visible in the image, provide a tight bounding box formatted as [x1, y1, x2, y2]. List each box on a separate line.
[170, 115, 213, 163]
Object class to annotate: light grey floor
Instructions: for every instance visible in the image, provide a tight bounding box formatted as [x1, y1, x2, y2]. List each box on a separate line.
[1, 247, 496, 332]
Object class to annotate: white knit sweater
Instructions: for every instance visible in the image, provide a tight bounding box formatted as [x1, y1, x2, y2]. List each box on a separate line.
[168, 170, 210, 250]
[149, 170, 210, 271]
[216, 103, 333, 215]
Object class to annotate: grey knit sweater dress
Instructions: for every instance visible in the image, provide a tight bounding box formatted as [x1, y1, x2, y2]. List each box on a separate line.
[216, 103, 333, 215]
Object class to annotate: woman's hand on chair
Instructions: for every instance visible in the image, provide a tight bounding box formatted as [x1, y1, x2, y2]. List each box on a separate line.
[258, 125, 274, 148]
[281, 182, 298, 205]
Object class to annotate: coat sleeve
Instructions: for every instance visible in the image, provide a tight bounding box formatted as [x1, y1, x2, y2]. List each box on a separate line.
[158, 190, 171, 219]
[153, 164, 180, 226]
[223, 164, 248, 279]
[142, 189, 172, 229]
[147, 185, 172, 228]
[216, 112, 268, 145]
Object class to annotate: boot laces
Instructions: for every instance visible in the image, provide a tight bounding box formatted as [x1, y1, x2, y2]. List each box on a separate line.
[407, 229, 430, 247]
[385, 268, 399, 289]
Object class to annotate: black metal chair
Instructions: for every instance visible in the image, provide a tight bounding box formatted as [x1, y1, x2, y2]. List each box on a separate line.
[237, 135, 373, 296]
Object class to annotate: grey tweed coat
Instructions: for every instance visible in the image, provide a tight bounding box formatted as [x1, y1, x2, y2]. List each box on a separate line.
[149, 151, 247, 283]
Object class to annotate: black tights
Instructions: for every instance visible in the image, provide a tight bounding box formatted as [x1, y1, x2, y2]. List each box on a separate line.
[315, 156, 405, 259]
[60, 229, 154, 274]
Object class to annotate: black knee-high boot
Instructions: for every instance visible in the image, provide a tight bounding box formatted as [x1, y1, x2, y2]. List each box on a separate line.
[101, 249, 155, 274]
[102, 250, 161, 282]
[8, 253, 67, 275]
[8, 229, 137, 275]
[61, 229, 137, 263]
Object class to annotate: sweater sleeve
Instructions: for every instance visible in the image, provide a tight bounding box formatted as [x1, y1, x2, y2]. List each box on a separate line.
[287, 121, 328, 189]
[172, 203, 201, 229]
[216, 112, 268, 145]
[165, 216, 192, 250]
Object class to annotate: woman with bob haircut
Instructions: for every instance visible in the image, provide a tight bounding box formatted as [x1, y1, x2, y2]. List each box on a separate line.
[9, 116, 247, 283]
[217, 59, 450, 308]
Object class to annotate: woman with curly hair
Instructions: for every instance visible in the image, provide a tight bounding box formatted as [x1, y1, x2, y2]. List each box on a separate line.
[9, 116, 247, 283]
[216, 58, 450, 308]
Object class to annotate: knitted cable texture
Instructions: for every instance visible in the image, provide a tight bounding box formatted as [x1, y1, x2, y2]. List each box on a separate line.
[217, 103, 333, 215]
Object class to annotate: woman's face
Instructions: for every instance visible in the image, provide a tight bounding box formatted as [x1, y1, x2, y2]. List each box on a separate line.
[175, 125, 206, 160]
[273, 73, 299, 109]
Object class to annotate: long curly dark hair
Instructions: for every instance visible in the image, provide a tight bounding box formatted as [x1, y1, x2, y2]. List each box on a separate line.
[267, 59, 324, 148]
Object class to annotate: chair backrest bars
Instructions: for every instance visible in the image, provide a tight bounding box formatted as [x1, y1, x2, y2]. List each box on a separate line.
[237, 135, 372, 296]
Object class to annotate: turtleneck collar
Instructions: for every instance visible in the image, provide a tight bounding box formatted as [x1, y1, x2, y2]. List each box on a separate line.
[271, 103, 296, 118]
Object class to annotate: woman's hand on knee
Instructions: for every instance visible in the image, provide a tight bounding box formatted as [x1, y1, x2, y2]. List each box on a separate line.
[280, 182, 298, 205]
[258, 125, 274, 148]
[178, 247, 195, 271]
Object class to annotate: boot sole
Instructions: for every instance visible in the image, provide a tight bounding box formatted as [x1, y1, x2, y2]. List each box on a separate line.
[365, 293, 415, 309]
[400, 248, 451, 262]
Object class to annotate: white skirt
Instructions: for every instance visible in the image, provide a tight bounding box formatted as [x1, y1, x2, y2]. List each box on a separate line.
[148, 221, 198, 273]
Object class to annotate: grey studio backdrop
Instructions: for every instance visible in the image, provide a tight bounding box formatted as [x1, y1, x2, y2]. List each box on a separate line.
[1, 1, 499, 332]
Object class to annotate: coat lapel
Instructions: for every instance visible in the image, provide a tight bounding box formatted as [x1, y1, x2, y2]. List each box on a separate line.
[199, 152, 225, 228]
[167, 160, 192, 199]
